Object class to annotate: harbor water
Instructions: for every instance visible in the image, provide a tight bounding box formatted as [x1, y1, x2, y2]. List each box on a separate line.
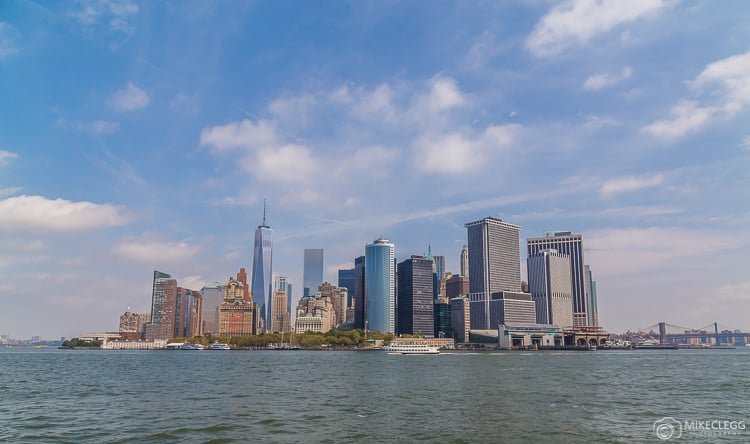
[1, 348, 748, 442]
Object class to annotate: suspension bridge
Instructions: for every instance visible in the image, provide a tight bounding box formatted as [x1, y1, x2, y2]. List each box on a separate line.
[636, 322, 750, 346]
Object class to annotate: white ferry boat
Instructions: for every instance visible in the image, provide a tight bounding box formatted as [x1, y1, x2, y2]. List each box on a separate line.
[382, 341, 440, 355]
[209, 342, 230, 350]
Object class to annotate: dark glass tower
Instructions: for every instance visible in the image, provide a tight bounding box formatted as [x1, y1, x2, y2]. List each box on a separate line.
[396, 255, 434, 336]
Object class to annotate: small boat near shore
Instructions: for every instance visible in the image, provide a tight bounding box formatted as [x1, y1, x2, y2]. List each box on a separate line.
[209, 342, 230, 350]
[383, 341, 440, 355]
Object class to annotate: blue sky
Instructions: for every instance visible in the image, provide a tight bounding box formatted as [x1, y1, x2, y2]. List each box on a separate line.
[1, 0, 749, 339]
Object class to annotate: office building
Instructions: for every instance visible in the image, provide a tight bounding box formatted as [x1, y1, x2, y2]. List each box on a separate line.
[397, 255, 434, 336]
[465, 217, 522, 329]
[200, 282, 223, 335]
[294, 291, 335, 334]
[584, 265, 599, 327]
[251, 206, 273, 331]
[527, 250, 574, 328]
[353, 256, 366, 329]
[149, 270, 172, 327]
[338, 268, 355, 308]
[365, 238, 395, 334]
[527, 231, 587, 327]
[434, 302, 452, 339]
[275, 276, 292, 316]
[460, 245, 469, 277]
[317, 282, 348, 328]
[303, 249, 324, 297]
[450, 296, 471, 343]
[174, 287, 202, 338]
[271, 290, 292, 333]
[220, 275, 256, 336]
[446, 275, 469, 299]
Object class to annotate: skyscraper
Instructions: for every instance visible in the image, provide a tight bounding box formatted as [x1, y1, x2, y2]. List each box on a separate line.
[150, 270, 172, 325]
[460, 245, 469, 277]
[465, 217, 522, 329]
[353, 256, 366, 329]
[397, 255, 434, 336]
[200, 282, 223, 335]
[275, 276, 292, 316]
[527, 231, 587, 327]
[527, 249, 573, 327]
[365, 238, 395, 334]
[338, 268, 355, 308]
[584, 265, 599, 327]
[251, 204, 273, 331]
[303, 249, 324, 298]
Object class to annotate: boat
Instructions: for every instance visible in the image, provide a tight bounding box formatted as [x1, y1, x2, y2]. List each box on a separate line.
[209, 342, 231, 350]
[180, 343, 204, 350]
[382, 341, 440, 355]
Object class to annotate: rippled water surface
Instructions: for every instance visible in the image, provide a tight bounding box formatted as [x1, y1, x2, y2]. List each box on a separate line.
[1, 348, 748, 442]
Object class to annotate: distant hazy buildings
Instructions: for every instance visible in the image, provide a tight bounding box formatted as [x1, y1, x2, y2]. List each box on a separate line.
[397, 255, 434, 336]
[303, 249, 324, 298]
[460, 245, 469, 277]
[200, 282, 223, 335]
[527, 231, 587, 327]
[527, 250, 574, 328]
[251, 210, 273, 331]
[465, 217, 522, 329]
[584, 265, 599, 327]
[365, 238, 395, 334]
[338, 268, 355, 308]
[353, 256, 366, 329]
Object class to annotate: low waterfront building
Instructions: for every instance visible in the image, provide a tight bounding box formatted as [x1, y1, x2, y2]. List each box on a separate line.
[498, 323, 564, 349]
[101, 339, 167, 350]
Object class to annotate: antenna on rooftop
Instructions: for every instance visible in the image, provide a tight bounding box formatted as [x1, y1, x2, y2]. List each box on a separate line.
[263, 198, 267, 226]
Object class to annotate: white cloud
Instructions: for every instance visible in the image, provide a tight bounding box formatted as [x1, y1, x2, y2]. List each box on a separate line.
[643, 51, 750, 142]
[641, 100, 717, 142]
[281, 189, 328, 206]
[412, 124, 519, 174]
[416, 76, 469, 113]
[526, 0, 670, 57]
[0, 195, 127, 232]
[600, 173, 665, 197]
[0, 22, 19, 59]
[113, 237, 200, 263]
[583, 66, 632, 90]
[0, 150, 18, 167]
[0, 187, 22, 198]
[71, 0, 139, 35]
[177, 275, 207, 291]
[200, 119, 277, 151]
[248, 144, 321, 182]
[347, 146, 400, 170]
[742, 136, 750, 150]
[353, 83, 396, 120]
[269, 94, 317, 124]
[108, 81, 150, 111]
[586, 227, 740, 277]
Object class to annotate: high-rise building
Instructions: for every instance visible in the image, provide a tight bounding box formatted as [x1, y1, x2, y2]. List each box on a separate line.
[433, 255, 446, 280]
[317, 282, 348, 328]
[446, 275, 470, 299]
[584, 265, 599, 327]
[527, 231, 587, 327]
[271, 290, 292, 333]
[460, 245, 469, 277]
[397, 256, 434, 336]
[527, 250, 574, 328]
[201, 282, 223, 335]
[434, 302, 452, 339]
[220, 275, 256, 336]
[353, 255, 366, 329]
[303, 249, 324, 298]
[174, 287, 202, 338]
[338, 268, 355, 308]
[119, 308, 147, 340]
[275, 276, 292, 316]
[251, 206, 273, 331]
[365, 238, 395, 334]
[450, 296, 470, 343]
[465, 217, 522, 329]
[294, 290, 335, 334]
[149, 270, 172, 326]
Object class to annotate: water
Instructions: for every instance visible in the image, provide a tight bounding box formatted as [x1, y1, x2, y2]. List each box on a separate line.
[1, 348, 748, 443]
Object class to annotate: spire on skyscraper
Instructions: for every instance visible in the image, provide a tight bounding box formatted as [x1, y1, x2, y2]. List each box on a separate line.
[426, 244, 433, 261]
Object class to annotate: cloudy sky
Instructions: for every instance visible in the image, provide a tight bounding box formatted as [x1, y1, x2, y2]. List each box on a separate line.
[1, 1, 749, 339]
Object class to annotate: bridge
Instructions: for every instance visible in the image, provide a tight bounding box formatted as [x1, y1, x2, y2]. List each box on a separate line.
[636, 322, 750, 346]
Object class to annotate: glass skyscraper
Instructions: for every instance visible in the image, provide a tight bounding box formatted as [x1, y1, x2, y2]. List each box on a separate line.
[303, 249, 324, 298]
[353, 256, 366, 329]
[365, 238, 395, 334]
[338, 268, 355, 308]
[397, 255, 434, 336]
[251, 211, 273, 331]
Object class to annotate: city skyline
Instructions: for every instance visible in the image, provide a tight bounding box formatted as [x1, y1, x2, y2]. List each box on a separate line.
[1, 2, 749, 338]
